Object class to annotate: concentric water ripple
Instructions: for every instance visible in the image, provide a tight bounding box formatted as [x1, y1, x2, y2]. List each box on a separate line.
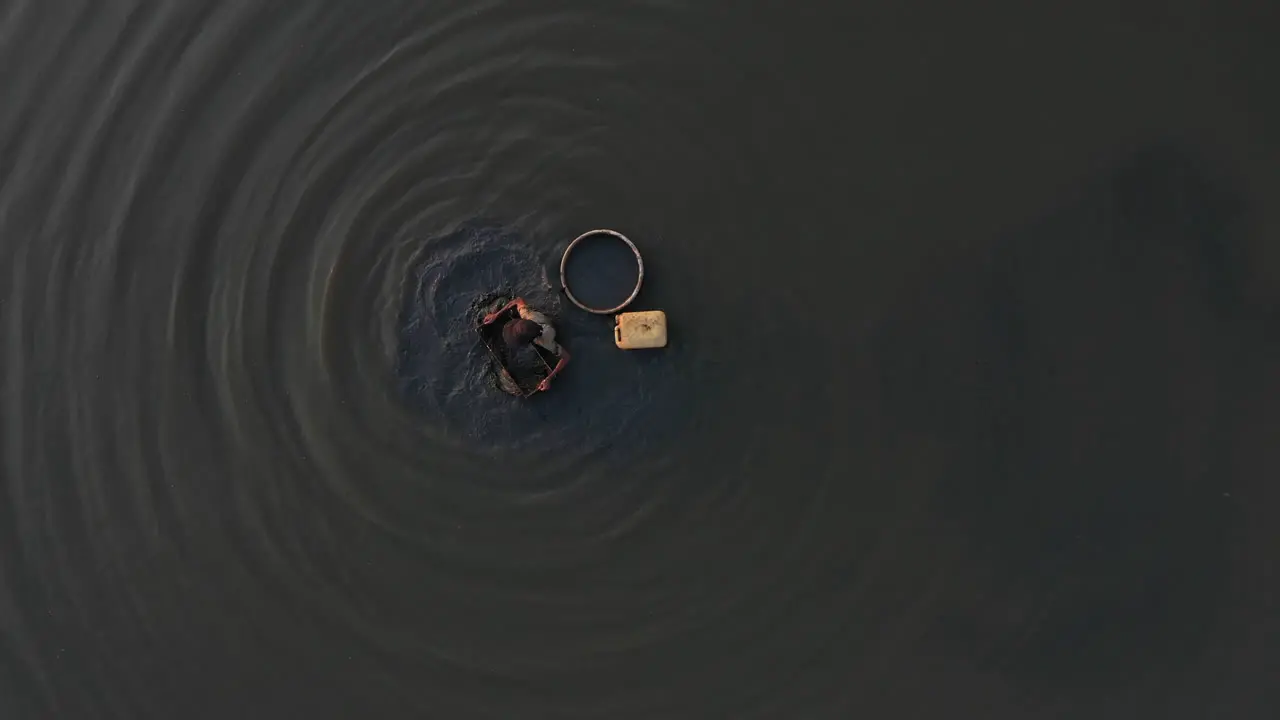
[0, 2, 859, 717]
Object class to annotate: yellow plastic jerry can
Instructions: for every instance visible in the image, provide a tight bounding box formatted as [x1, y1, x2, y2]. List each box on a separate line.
[614, 311, 668, 349]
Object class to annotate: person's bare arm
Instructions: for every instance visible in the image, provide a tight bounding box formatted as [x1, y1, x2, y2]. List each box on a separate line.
[482, 297, 528, 325]
[537, 346, 570, 391]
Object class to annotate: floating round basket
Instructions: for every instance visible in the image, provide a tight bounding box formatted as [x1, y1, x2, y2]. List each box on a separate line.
[559, 229, 644, 315]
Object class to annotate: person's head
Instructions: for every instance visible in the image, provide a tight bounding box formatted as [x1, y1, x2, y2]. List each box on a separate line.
[505, 318, 543, 347]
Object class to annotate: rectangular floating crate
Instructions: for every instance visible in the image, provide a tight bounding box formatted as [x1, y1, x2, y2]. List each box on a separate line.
[476, 307, 552, 396]
[614, 310, 668, 350]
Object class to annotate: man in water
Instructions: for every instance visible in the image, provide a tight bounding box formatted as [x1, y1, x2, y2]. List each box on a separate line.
[482, 297, 570, 392]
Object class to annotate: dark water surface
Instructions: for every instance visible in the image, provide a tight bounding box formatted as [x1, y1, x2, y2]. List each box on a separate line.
[3, 1, 1279, 718]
